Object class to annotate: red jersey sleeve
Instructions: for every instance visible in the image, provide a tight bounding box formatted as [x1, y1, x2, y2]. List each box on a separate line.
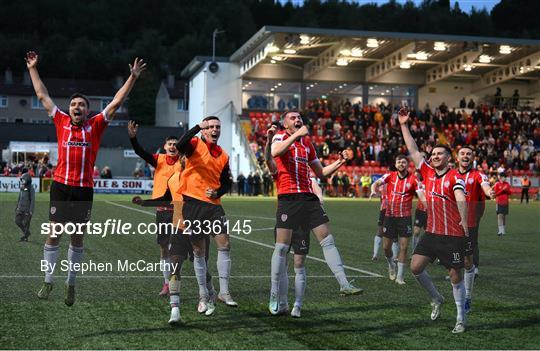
[51, 106, 70, 126]
[380, 173, 392, 184]
[417, 159, 432, 180]
[89, 112, 109, 136]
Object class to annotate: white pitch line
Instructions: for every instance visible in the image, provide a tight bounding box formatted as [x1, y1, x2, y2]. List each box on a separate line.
[0, 275, 378, 279]
[104, 200, 383, 278]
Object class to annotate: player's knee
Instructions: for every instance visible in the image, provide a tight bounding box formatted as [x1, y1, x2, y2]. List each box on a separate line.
[274, 242, 289, 256]
[319, 234, 335, 248]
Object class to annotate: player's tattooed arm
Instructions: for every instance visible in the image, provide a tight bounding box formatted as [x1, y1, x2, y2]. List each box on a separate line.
[25, 51, 55, 116]
[398, 108, 423, 168]
[104, 58, 146, 120]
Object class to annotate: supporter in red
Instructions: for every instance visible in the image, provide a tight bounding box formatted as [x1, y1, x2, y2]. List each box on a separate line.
[493, 173, 512, 236]
[26, 50, 146, 306]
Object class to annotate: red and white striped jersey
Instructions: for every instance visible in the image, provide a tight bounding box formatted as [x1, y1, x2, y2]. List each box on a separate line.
[456, 169, 489, 228]
[51, 107, 108, 188]
[272, 131, 318, 195]
[418, 160, 466, 237]
[379, 171, 418, 217]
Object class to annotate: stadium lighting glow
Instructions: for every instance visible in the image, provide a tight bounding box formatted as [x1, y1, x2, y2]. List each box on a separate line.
[415, 52, 428, 60]
[366, 38, 379, 48]
[336, 58, 349, 66]
[340, 49, 351, 56]
[351, 48, 363, 57]
[265, 43, 280, 53]
[283, 48, 297, 54]
[300, 35, 311, 45]
[499, 45, 512, 54]
[277, 82, 282, 86]
[464, 64, 472, 72]
[270, 88, 275, 91]
[310, 84, 314, 87]
[271, 56, 284, 61]
[479, 55, 492, 63]
[434, 41, 446, 51]
[399, 61, 411, 69]
[270, 59, 276, 64]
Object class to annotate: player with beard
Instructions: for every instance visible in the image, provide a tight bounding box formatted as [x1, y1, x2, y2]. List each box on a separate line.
[26, 51, 146, 306]
[455, 146, 494, 313]
[127, 121, 181, 296]
[399, 108, 469, 333]
[370, 155, 419, 284]
[175, 116, 235, 316]
[268, 111, 362, 315]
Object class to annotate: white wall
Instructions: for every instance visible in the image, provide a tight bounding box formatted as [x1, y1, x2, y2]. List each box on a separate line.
[155, 83, 189, 127]
[188, 62, 254, 178]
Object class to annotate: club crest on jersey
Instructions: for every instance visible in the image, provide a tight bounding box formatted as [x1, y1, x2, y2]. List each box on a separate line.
[281, 214, 288, 222]
[444, 181, 450, 188]
[50, 206, 56, 215]
[406, 183, 411, 189]
[468, 178, 474, 184]
[84, 126, 92, 132]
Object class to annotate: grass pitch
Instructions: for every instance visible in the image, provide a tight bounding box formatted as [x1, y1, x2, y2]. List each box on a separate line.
[0, 193, 539, 349]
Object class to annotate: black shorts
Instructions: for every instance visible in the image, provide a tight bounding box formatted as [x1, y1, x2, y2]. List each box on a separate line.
[156, 209, 174, 245]
[274, 226, 311, 255]
[414, 209, 427, 229]
[377, 209, 386, 226]
[49, 181, 93, 223]
[169, 230, 193, 259]
[465, 226, 479, 256]
[496, 204, 509, 215]
[276, 193, 329, 230]
[383, 216, 412, 239]
[182, 196, 227, 241]
[413, 232, 465, 269]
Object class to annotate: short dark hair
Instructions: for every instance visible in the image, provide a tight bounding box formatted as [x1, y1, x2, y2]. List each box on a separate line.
[69, 93, 90, 108]
[203, 116, 220, 122]
[280, 110, 300, 120]
[432, 143, 452, 156]
[459, 145, 475, 153]
[165, 136, 178, 142]
[395, 154, 408, 162]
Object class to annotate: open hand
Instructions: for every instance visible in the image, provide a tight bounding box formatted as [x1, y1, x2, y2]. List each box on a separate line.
[129, 58, 147, 79]
[267, 124, 278, 138]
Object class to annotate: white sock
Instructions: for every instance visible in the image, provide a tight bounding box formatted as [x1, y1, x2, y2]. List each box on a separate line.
[43, 244, 60, 284]
[66, 245, 84, 286]
[397, 262, 406, 281]
[452, 281, 466, 322]
[279, 269, 289, 308]
[193, 255, 208, 298]
[217, 248, 231, 295]
[373, 235, 382, 257]
[294, 266, 306, 308]
[414, 271, 443, 302]
[498, 225, 503, 234]
[170, 294, 180, 306]
[386, 256, 396, 270]
[464, 265, 475, 299]
[271, 243, 289, 296]
[320, 235, 349, 288]
[502, 225, 506, 235]
[160, 257, 170, 284]
[392, 241, 399, 260]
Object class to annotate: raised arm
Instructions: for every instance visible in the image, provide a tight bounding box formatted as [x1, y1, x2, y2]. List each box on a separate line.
[271, 126, 309, 157]
[310, 149, 350, 179]
[265, 125, 278, 174]
[176, 120, 209, 157]
[25, 51, 55, 116]
[127, 121, 157, 167]
[104, 58, 147, 120]
[398, 108, 423, 168]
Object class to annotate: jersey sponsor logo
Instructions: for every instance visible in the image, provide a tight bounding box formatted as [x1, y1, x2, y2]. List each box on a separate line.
[295, 156, 308, 163]
[63, 141, 91, 148]
[281, 214, 288, 222]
